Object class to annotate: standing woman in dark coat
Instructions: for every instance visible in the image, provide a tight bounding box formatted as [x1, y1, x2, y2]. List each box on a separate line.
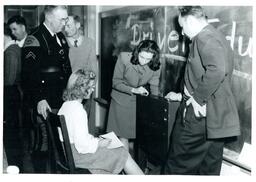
[107, 40, 161, 150]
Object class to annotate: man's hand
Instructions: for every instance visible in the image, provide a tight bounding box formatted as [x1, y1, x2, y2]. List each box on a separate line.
[131, 86, 149, 96]
[165, 92, 182, 101]
[37, 100, 52, 120]
[186, 96, 206, 117]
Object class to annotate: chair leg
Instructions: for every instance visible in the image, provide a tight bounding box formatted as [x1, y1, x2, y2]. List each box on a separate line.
[30, 110, 40, 152]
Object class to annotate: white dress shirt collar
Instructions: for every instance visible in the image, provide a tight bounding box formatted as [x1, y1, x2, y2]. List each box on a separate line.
[16, 34, 27, 48]
[67, 35, 83, 47]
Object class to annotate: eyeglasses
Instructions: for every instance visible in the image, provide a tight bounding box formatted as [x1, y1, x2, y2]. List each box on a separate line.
[57, 17, 69, 24]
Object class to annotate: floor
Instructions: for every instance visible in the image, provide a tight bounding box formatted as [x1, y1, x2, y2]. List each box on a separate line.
[3, 122, 36, 173]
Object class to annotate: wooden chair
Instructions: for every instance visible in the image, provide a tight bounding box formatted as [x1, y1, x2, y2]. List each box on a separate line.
[46, 112, 90, 174]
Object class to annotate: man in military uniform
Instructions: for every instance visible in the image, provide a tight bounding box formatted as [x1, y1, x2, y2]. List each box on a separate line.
[22, 5, 71, 173]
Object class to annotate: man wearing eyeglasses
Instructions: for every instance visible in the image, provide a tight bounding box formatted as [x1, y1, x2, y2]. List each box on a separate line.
[22, 5, 71, 173]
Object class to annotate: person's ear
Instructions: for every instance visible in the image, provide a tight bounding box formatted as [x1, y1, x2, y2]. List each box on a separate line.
[75, 22, 81, 29]
[178, 15, 183, 27]
[21, 25, 26, 32]
[45, 13, 51, 22]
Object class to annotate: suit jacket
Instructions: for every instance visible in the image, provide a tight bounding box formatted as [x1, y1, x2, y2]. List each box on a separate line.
[22, 24, 72, 109]
[111, 52, 160, 107]
[4, 44, 21, 86]
[67, 36, 97, 75]
[184, 24, 240, 139]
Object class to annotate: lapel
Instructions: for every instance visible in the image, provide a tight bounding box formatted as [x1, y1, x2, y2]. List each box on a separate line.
[57, 32, 68, 48]
[40, 24, 60, 49]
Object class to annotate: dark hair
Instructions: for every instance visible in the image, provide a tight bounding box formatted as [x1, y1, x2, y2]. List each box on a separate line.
[178, 6, 206, 19]
[69, 14, 81, 23]
[62, 69, 96, 101]
[44, 5, 67, 15]
[7, 15, 27, 27]
[130, 40, 160, 71]
[4, 23, 12, 36]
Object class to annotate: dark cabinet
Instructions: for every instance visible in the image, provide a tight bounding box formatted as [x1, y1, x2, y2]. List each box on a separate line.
[136, 94, 180, 165]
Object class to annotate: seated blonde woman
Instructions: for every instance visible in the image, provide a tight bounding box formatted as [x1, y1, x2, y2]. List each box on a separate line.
[58, 69, 144, 174]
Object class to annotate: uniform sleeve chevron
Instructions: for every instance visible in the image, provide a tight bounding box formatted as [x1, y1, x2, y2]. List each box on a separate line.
[23, 35, 40, 47]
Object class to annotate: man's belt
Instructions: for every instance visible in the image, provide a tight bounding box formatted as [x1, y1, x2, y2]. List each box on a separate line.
[41, 66, 61, 73]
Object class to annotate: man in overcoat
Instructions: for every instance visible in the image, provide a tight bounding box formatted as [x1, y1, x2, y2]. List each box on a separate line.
[164, 6, 240, 175]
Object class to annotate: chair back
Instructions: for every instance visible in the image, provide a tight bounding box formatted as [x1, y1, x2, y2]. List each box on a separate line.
[46, 112, 76, 173]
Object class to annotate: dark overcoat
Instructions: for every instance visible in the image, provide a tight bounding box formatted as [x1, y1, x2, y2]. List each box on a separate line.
[184, 24, 240, 139]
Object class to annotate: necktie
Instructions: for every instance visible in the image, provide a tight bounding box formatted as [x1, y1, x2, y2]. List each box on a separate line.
[74, 40, 78, 47]
[53, 34, 61, 46]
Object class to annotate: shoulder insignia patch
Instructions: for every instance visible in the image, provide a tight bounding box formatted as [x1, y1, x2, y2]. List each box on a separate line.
[25, 51, 36, 60]
[23, 35, 40, 47]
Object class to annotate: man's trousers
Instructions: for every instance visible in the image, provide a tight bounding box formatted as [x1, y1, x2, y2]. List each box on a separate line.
[164, 99, 224, 175]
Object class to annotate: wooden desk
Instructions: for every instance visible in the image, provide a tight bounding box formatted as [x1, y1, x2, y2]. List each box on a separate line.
[136, 95, 180, 165]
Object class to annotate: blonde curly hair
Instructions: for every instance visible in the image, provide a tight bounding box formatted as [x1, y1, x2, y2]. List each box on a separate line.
[62, 69, 96, 101]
